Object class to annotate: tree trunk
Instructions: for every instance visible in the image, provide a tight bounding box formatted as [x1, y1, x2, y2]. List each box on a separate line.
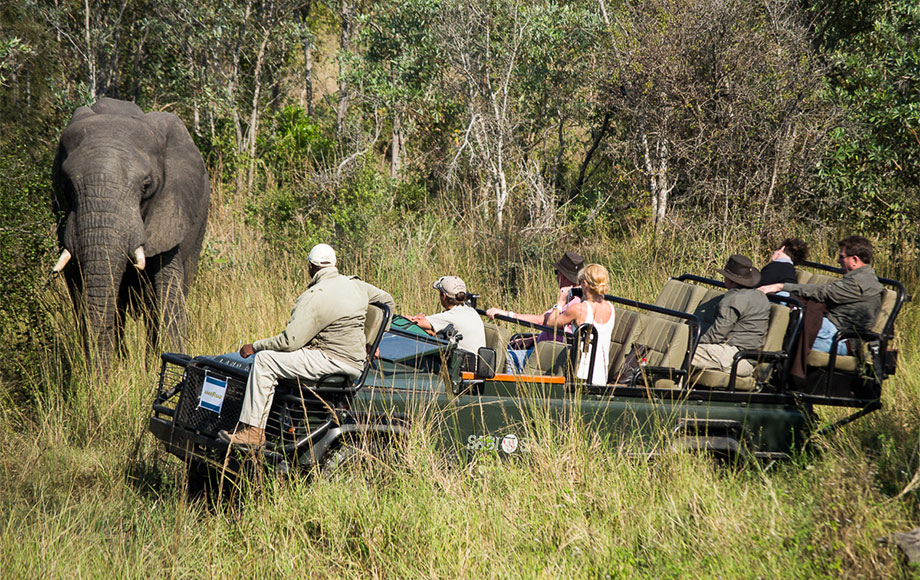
[390, 112, 402, 179]
[83, 0, 97, 99]
[337, 0, 356, 138]
[299, 1, 314, 116]
[641, 123, 670, 230]
[246, 26, 271, 194]
[572, 112, 611, 200]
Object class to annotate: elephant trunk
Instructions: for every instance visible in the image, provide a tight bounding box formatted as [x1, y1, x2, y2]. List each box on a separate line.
[78, 228, 128, 358]
[67, 176, 147, 358]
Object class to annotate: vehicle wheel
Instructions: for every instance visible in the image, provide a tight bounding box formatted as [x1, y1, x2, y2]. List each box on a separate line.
[184, 459, 238, 503]
[322, 433, 392, 474]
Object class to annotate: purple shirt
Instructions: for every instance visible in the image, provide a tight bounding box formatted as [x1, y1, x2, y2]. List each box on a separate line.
[535, 295, 582, 343]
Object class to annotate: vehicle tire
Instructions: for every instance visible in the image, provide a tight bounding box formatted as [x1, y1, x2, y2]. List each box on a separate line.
[322, 432, 393, 474]
[184, 459, 238, 503]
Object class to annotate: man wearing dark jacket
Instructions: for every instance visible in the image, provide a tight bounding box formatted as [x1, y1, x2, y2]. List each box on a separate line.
[692, 255, 771, 377]
[759, 235, 883, 354]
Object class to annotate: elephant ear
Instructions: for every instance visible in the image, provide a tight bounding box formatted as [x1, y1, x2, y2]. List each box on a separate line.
[140, 111, 210, 257]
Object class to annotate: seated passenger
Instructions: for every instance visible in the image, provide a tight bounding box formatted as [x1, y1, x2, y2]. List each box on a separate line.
[759, 237, 809, 286]
[759, 235, 883, 355]
[493, 264, 612, 384]
[692, 255, 771, 378]
[485, 251, 584, 370]
[543, 264, 614, 384]
[409, 276, 486, 354]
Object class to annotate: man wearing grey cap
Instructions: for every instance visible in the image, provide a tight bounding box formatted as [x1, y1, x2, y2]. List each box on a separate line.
[409, 276, 486, 354]
[219, 243, 395, 447]
[691, 255, 771, 378]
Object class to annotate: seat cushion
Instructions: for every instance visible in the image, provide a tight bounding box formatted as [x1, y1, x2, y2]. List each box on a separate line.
[691, 369, 757, 391]
[692, 288, 726, 333]
[607, 308, 645, 382]
[483, 322, 511, 374]
[637, 316, 690, 370]
[872, 288, 897, 334]
[523, 341, 569, 376]
[654, 279, 709, 315]
[805, 272, 839, 286]
[806, 350, 859, 372]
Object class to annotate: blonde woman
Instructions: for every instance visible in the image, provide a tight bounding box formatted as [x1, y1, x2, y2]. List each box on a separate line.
[545, 264, 615, 385]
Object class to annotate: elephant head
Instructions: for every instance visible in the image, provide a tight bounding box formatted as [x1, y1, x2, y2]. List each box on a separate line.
[52, 97, 210, 359]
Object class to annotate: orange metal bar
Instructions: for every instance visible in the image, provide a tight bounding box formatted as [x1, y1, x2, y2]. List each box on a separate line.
[460, 372, 566, 384]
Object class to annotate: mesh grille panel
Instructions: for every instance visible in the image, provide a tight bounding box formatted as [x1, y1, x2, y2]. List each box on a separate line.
[175, 365, 247, 436]
[174, 366, 338, 444]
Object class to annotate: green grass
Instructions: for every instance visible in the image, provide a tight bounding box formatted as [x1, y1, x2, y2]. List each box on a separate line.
[2, 206, 919, 578]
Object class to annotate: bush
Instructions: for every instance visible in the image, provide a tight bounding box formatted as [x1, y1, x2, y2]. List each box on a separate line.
[0, 134, 56, 393]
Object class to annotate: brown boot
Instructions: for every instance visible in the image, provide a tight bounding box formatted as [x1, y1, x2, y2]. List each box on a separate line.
[218, 424, 266, 447]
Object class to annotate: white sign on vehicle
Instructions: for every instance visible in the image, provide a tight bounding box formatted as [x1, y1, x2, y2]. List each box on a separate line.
[198, 373, 227, 414]
[501, 434, 519, 453]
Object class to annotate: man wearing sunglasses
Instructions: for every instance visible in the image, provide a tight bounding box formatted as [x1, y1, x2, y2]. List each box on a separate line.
[759, 235, 884, 354]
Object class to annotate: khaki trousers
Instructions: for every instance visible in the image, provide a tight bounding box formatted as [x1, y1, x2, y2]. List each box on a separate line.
[239, 348, 361, 429]
[691, 343, 755, 377]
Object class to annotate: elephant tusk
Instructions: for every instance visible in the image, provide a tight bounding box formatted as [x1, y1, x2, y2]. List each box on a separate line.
[134, 246, 146, 271]
[52, 249, 72, 273]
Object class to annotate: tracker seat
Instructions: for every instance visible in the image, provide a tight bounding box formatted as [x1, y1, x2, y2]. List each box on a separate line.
[284, 301, 393, 391]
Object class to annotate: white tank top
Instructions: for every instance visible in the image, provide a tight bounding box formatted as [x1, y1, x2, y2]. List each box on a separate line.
[576, 301, 615, 385]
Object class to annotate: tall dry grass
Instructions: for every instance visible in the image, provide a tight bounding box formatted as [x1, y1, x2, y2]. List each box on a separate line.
[1, 199, 919, 578]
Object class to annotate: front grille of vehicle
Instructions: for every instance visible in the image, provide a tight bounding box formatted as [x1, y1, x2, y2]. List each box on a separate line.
[173, 365, 339, 444]
[174, 365, 247, 436]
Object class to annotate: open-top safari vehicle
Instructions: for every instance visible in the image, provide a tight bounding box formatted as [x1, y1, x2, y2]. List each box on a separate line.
[149, 261, 908, 482]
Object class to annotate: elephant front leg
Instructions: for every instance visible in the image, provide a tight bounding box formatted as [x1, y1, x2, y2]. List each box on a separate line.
[150, 248, 188, 352]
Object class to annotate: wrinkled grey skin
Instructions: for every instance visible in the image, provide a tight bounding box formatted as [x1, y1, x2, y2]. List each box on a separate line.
[52, 97, 209, 360]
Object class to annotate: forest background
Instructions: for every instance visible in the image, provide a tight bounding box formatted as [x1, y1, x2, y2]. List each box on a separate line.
[1, 0, 920, 577]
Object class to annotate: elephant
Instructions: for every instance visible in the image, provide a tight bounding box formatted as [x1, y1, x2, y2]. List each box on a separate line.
[52, 97, 210, 360]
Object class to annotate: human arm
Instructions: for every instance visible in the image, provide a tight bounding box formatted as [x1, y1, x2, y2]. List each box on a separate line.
[758, 283, 784, 294]
[784, 275, 867, 305]
[407, 313, 437, 336]
[545, 301, 584, 329]
[484, 307, 546, 324]
[253, 289, 327, 352]
[360, 281, 397, 321]
[699, 294, 740, 344]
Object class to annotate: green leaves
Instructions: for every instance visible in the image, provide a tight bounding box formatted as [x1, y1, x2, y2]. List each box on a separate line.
[811, 0, 920, 235]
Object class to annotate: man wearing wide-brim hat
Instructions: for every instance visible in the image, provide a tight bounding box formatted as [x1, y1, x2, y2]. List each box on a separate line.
[691, 255, 771, 378]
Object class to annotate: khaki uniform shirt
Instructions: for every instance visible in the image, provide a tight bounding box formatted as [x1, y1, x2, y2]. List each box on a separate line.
[253, 267, 396, 369]
[784, 265, 883, 334]
[426, 304, 487, 353]
[700, 288, 771, 350]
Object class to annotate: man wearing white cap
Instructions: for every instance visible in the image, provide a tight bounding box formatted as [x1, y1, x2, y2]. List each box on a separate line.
[409, 276, 486, 354]
[219, 243, 395, 447]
